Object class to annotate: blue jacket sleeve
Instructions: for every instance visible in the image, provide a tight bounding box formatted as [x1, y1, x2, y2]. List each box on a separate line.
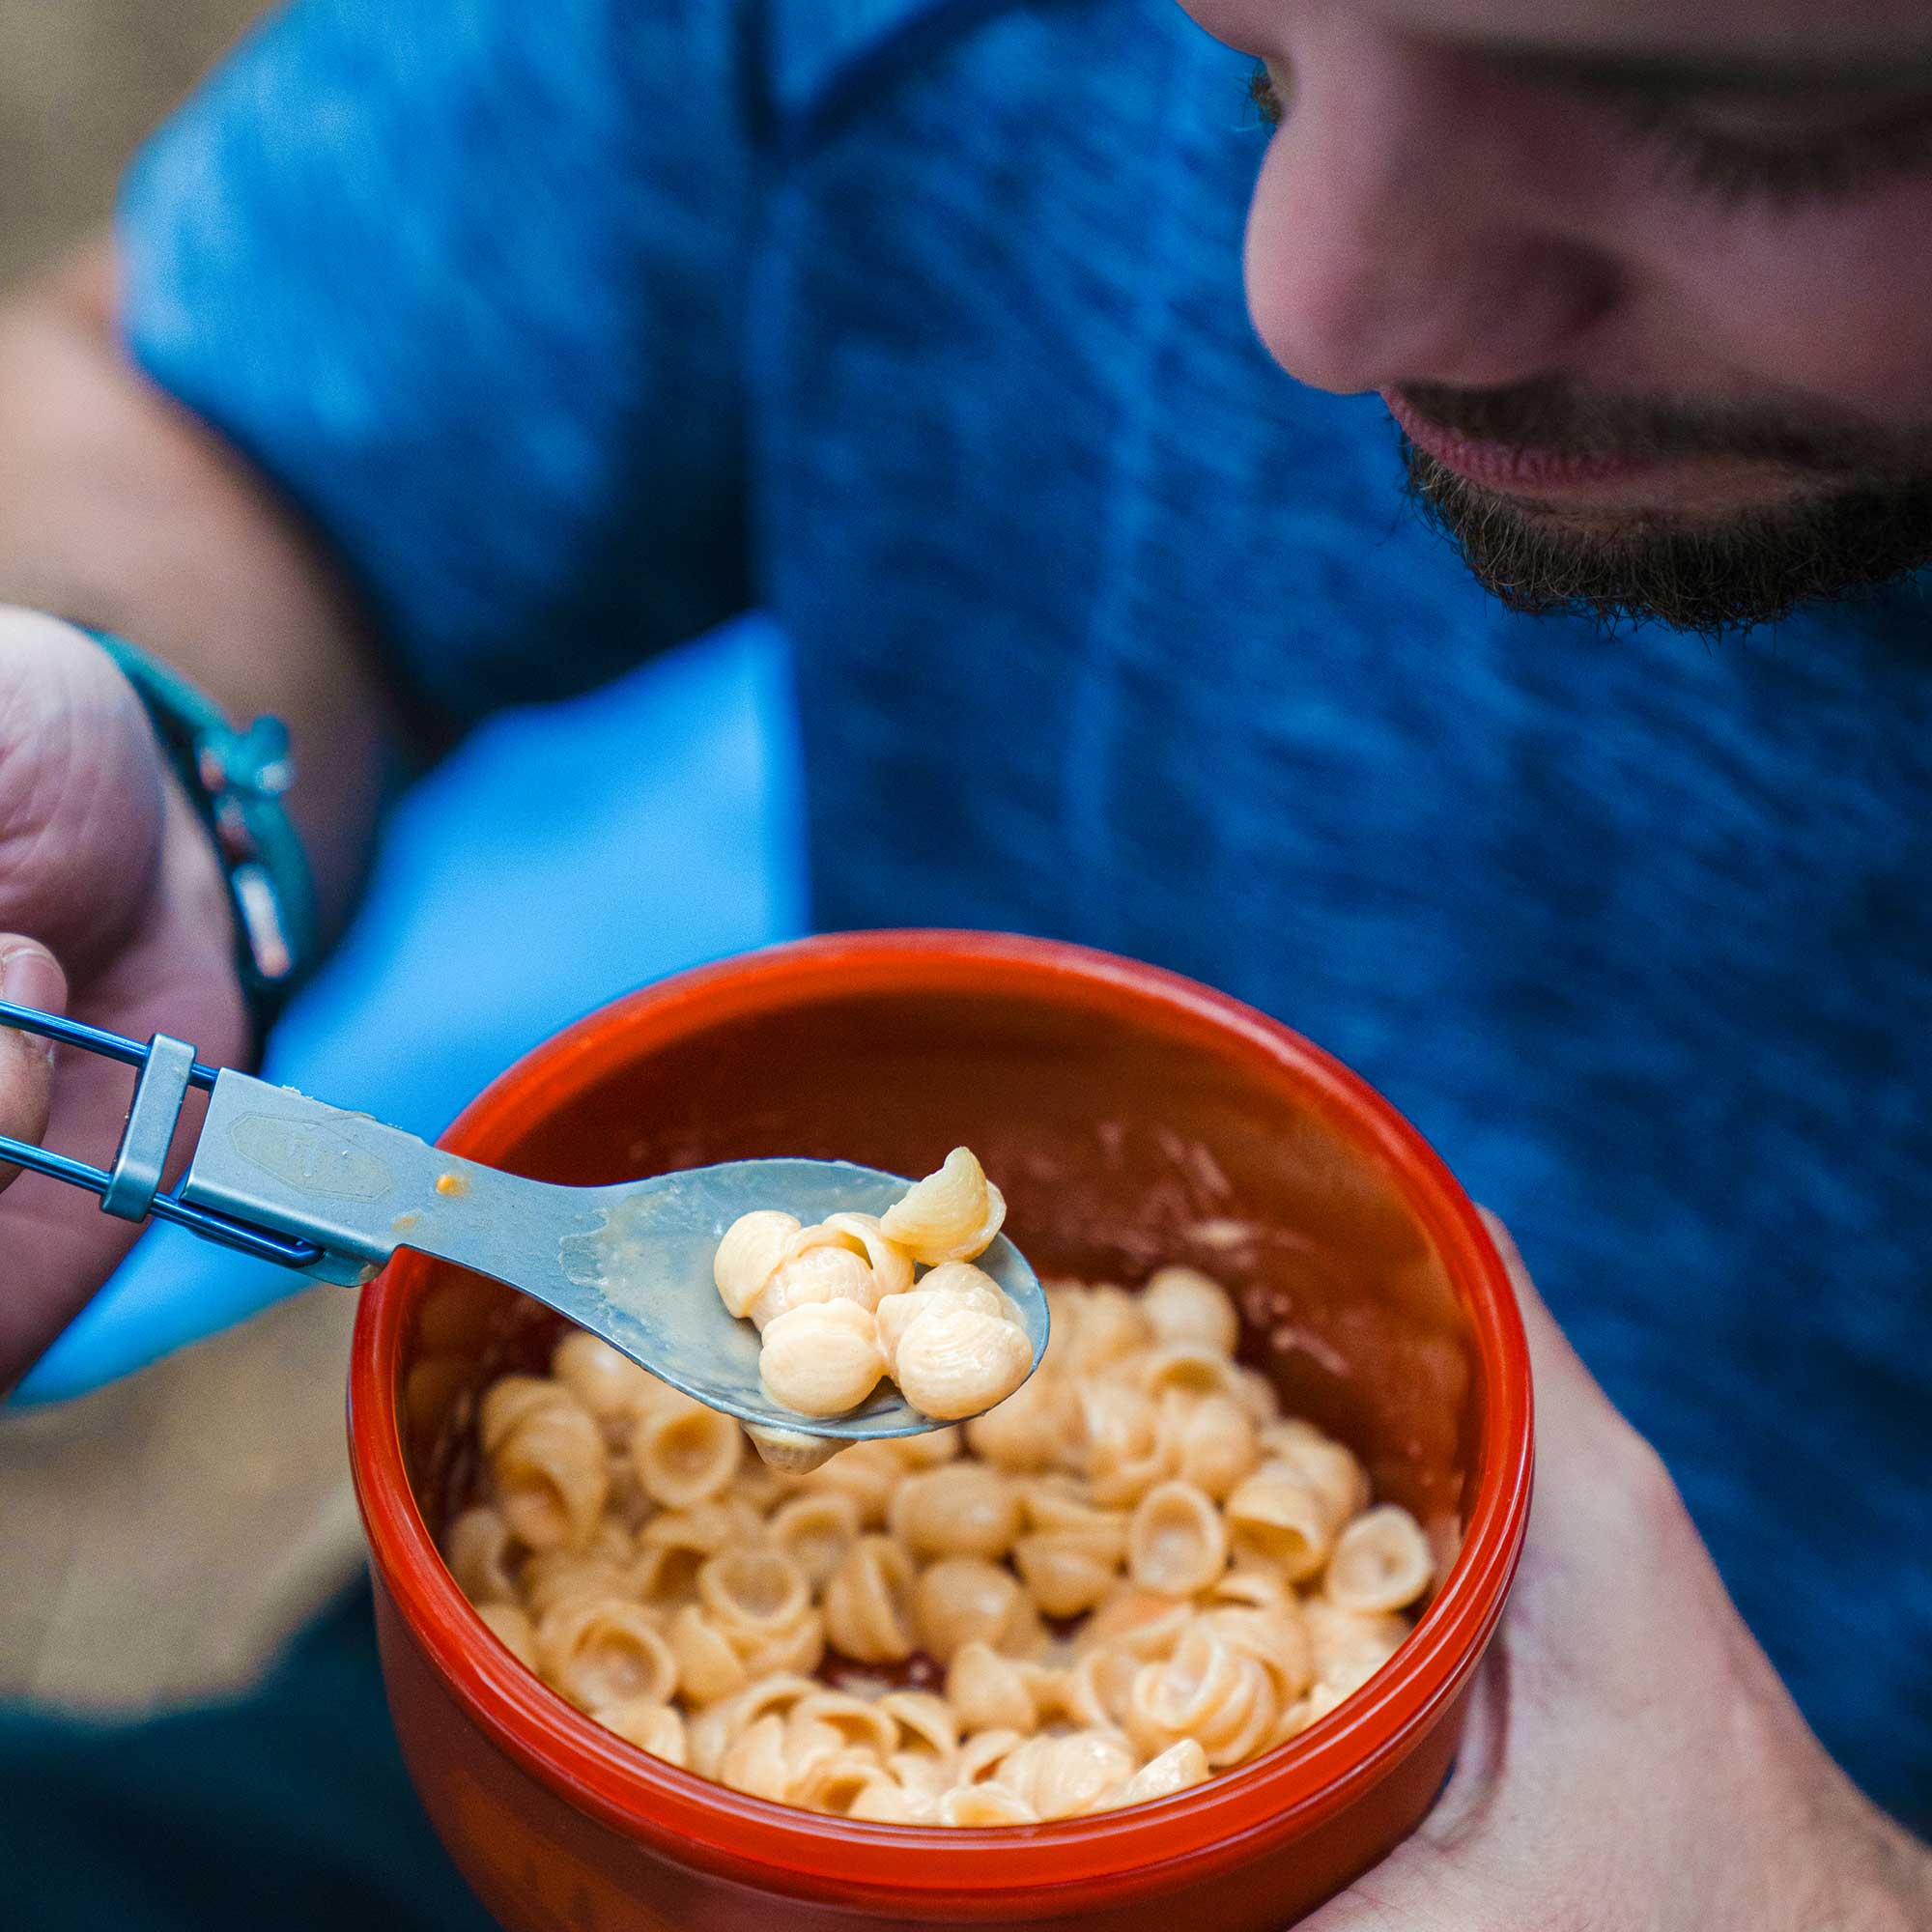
[118, 0, 760, 718]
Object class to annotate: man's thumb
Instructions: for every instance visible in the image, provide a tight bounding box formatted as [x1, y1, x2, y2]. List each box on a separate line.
[0, 938, 66, 1183]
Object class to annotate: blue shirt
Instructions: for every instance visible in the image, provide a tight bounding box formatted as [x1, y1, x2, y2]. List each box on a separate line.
[121, 0, 1931, 1828]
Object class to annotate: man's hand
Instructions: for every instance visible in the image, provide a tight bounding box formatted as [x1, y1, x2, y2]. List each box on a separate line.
[0, 241, 402, 1393]
[0, 608, 248, 1389]
[1304, 1212, 1931, 1932]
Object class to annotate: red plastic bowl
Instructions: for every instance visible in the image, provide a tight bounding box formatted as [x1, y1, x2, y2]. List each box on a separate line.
[349, 931, 1531, 1931]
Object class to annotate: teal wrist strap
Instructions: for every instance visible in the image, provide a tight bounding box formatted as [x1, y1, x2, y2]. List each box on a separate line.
[86, 631, 319, 1043]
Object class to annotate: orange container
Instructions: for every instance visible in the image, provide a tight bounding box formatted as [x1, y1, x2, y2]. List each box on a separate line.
[349, 931, 1532, 1931]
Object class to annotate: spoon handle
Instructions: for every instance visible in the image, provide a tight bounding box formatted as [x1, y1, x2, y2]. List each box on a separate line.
[181, 1069, 609, 1298]
[0, 999, 328, 1271]
[0, 998, 601, 1296]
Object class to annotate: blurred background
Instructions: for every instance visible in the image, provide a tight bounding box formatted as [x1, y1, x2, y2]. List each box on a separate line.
[0, 0, 279, 1717]
[0, 1, 259, 281]
[0, 0, 802, 1728]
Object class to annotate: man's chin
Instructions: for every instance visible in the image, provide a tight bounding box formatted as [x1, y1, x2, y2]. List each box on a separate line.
[1402, 443, 1932, 635]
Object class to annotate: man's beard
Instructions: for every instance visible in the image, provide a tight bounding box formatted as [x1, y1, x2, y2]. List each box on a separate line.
[1393, 381, 1932, 635]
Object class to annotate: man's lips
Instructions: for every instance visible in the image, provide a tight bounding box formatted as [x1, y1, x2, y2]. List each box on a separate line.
[1382, 387, 1660, 496]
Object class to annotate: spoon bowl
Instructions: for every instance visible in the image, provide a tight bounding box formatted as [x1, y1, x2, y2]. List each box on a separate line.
[535, 1156, 1047, 1438]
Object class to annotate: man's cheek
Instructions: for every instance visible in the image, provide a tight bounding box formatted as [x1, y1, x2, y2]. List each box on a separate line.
[1749, 289, 1932, 422]
[1660, 202, 1932, 420]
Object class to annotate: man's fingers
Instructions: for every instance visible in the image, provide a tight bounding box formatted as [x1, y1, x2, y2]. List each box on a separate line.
[0, 938, 66, 1184]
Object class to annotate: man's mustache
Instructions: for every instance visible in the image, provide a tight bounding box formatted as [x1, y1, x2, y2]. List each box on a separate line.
[1394, 380, 1931, 477]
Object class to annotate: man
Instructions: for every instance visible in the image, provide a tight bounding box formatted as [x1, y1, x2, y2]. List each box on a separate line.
[0, 0, 1926, 1922]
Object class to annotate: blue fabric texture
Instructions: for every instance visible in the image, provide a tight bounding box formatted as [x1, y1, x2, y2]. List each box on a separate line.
[113, 0, 1928, 1831]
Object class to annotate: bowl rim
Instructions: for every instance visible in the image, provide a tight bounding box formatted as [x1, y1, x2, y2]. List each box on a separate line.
[350, 929, 1532, 1898]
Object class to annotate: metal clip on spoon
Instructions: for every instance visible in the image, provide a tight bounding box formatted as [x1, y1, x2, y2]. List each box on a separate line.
[0, 1001, 1046, 1441]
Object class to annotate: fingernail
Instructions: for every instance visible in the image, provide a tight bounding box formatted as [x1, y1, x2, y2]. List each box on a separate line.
[0, 946, 65, 1052]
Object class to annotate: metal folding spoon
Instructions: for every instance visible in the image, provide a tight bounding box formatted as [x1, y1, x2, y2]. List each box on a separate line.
[0, 1001, 1047, 1440]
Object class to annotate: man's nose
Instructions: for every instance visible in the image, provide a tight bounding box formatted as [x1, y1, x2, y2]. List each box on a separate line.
[1243, 30, 1617, 396]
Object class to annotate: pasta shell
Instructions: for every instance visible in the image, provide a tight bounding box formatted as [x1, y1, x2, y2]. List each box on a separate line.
[443, 1505, 518, 1606]
[552, 1329, 661, 1429]
[888, 1750, 958, 1804]
[821, 1535, 918, 1663]
[487, 1384, 609, 1552]
[946, 1640, 1039, 1736]
[1061, 1286, 1151, 1379]
[791, 1749, 895, 1815]
[797, 1440, 901, 1527]
[916, 1262, 1007, 1307]
[1022, 1481, 1130, 1548]
[536, 1596, 679, 1713]
[1322, 1504, 1435, 1613]
[894, 1305, 1033, 1421]
[1257, 1420, 1372, 1524]
[1303, 1598, 1408, 1701]
[478, 1375, 570, 1454]
[753, 1244, 883, 1331]
[914, 1556, 1035, 1664]
[521, 1542, 638, 1620]
[1160, 1390, 1260, 1501]
[1125, 1625, 1277, 1767]
[939, 1781, 1036, 1827]
[875, 1267, 1002, 1377]
[767, 1491, 862, 1588]
[632, 1396, 744, 1510]
[1012, 1531, 1121, 1618]
[632, 1499, 755, 1605]
[713, 1210, 803, 1320]
[955, 1726, 1028, 1781]
[787, 1690, 899, 1756]
[963, 1370, 1066, 1471]
[1128, 1480, 1230, 1596]
[998, 1728, 1137, 1820]
[891, 1424, 964, 1470]
[1203, 1567, 1292, 1612]
[887, 1463, 1023, 1561]
[759, 1300, 887, 1416]
[719, 1671, 825, 1730]
[698, 1548, 809, 1632]
[1059, 1643, 1141, 1728]
[880, 1690, 960, 1759]
[1224, 1463, 1348, 1581]
[668, 1604, 751, 1706]
[847, 1776, 939, 1824]
[879, 1149, 1007, 1265]
[1201, 1600, 1314, 1708]
[1137, 1344, 1244, 1404]
[718, 1713, 791, 1801]
[1094, 1738, 1209, 1812]
[474, 1602, 538, 1671]
[738, 1608, 827, 1681]
[1079, 1583, 1192, 1660]
[595, 1696, 689, 1766]
[1233, 1366, 1282, 1427]
[816, 1211, 917, 1300]
[1075, 1381, 1171, 1509]
[745, 1426, 842, 1475]
[1140, 1267, 1241, 1356]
